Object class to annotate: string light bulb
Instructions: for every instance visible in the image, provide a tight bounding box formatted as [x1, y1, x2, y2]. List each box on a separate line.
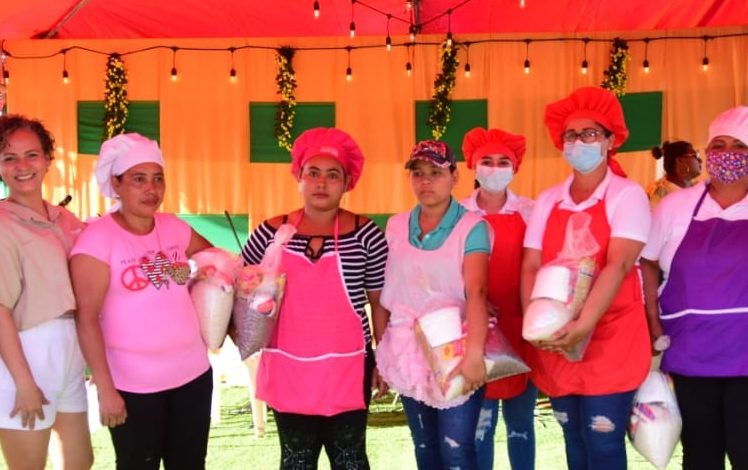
[701, 36, 710, 72]
[406, 61, 412, 77]
[581, 38, 590, 75]
[446, 10, 453, 47]
[643, 38, 650, 74]
[406, 0, 413, 10]
[520, 0, 526, 8]
[229, 48, 237, 83]
[464, 42, 471, 78]
[346, 47, 352, 82]
[62, 50, 69, 84]
[313, 0, 320, 19]
[2, 69, 8, 85]
[409, 24, 416, 42]
[385, 15, 392, 52]
[523, 39, 531, 74]
[349, 0, 356, 38]
[170, 47, 178, 82]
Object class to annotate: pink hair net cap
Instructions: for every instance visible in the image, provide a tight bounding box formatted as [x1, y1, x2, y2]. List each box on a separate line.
[290, 127, 365, 190]
[708, 106, 748, 148]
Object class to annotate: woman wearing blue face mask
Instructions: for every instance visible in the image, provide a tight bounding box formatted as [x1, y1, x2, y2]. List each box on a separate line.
[520, 87, 651, 470]
[640, 106, 748, 470]
[460, 128, 537, 470]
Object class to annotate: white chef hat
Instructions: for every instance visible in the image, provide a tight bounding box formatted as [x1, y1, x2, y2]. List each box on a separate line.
[94, 133, 164, 198]
[708, 106, 748, 148]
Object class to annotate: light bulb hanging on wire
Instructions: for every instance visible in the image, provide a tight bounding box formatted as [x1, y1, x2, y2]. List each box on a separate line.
[406, 43, 413, 77]
[523, 39, 531, 74]
[643, 38, 650, 74]
[349, 0, 356, 38]
[464, 42, 471, 78]
[346, 47, 353, 82]
[520, 0, 526, 8]
[62, 49, 69, 84]
[581, 38, 590, 75]
[170, 47, 178, 82]
[313, 0, 320, 19]
[701, 36, 710, 71]
[385, 14, 392, 52]
[409, 24, 416, 42]
[446, 10, 453, 47]
[229, 47, 237, 83]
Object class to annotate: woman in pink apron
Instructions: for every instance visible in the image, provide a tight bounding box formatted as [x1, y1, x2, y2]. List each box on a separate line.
[521, 87, 651, 469]
[641, 106, 748, 470]
[242, 128, 388, 470]
[376, 140, 490, 470]
[460, 127, 537, 470]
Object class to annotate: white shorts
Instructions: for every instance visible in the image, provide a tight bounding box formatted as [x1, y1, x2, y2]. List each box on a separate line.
[0, 317, 87, 430]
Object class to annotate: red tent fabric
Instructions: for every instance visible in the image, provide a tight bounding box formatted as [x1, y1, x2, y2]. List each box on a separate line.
[1, 0, 747, 40]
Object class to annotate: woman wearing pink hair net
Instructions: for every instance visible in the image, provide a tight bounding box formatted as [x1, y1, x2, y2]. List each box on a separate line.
[241, 127, 388, 469]
[641, 106, 748, 469]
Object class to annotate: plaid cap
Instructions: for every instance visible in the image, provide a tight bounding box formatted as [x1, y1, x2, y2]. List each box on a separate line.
[405, 140, 456, 170]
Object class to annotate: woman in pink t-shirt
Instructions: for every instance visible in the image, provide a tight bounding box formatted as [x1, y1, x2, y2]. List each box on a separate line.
[70, 133, 212, 469]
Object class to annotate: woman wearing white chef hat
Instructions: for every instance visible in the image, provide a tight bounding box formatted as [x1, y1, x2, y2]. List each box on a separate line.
[70, 133, 214, 469]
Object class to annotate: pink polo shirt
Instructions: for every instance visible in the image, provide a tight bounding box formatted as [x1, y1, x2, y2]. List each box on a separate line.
[70, 213, 209, 393]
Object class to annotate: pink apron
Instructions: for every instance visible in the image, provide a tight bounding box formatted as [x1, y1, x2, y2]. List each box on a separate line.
[256, 214, 366, 416]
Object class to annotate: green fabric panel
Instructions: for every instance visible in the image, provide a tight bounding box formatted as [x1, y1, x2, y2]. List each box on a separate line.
[77, 101, 160, 155]
[363, 213, 394, 231]
[178, 214, 249, 254]
[249, 102, 336, 163]
[618, 92, 663, 153]
[414, 100, 488, 162]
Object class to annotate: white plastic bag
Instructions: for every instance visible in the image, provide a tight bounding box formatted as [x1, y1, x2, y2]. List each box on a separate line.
[628, 371, 682, 470]
[189, 248, 242, 351]
[232, 224, 296, 360]
[522, 212, 599, 361]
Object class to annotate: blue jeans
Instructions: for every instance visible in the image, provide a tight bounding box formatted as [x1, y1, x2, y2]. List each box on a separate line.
[549, 391, 636, 470]
[475, 382, 538, 470]
[401, 387, 485, 470]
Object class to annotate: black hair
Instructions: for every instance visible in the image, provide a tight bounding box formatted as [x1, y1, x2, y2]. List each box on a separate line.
[0, 114, 55, 158]
[650, 140, 693, 175]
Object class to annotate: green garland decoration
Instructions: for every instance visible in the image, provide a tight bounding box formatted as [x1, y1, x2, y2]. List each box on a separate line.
[274, 47, 297, 152]
[601, 38, 630, 97]
[103, 53, 128, 140]
[426, 41, 459, 140]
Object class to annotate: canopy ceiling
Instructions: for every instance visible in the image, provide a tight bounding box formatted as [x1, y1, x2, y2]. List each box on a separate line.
[1, 0, 747, 40]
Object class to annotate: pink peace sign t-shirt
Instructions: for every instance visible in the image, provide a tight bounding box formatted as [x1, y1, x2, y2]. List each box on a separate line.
[70, 213, 208, 393]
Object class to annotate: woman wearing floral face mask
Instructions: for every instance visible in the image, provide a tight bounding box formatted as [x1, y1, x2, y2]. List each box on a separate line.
[640, 106, 748, 470]
[460, 128, 537, 470]
[521, 87, 651, 469]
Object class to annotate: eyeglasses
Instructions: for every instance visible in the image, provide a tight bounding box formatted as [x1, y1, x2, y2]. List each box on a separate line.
[561, 128, 606, 144]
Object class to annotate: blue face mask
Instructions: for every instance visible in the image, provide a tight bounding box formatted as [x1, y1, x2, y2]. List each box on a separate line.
[563, 142, 604, 174]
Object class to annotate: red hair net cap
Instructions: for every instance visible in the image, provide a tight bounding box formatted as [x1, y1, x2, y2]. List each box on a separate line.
[291, 127, 365, 190]
[461, 127, 526, 170]
[544, 87, 629, 151]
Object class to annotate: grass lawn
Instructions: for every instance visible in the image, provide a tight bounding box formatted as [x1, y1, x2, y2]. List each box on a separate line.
[77, 387, 685, 470]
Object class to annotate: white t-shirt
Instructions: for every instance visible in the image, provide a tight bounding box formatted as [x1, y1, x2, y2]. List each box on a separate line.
[460, 188, 535, 223]
[524, 169, 651, 250]
[641, 181, 748, 276]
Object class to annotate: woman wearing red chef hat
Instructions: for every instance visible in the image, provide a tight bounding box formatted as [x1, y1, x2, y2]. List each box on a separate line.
[460, 127, 537, 470]
[521, 87, 651, 469]
[241, 128, 388, 470]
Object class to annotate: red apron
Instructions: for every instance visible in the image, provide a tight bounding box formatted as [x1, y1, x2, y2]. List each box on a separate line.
[484, 212, 530, 400]
[528, 197, 650, 397]
[256, 215, 366, 416]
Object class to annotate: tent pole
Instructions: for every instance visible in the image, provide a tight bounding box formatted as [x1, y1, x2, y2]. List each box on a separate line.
[43, 0, 92, 39]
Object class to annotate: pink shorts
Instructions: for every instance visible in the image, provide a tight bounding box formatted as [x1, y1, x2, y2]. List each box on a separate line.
[0, 317, 87, 430]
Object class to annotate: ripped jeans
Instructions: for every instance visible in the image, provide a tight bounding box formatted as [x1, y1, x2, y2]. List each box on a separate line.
[401, 387, 485, 470]
[475, 382, 538, 470]
[549, 391, 636, 470]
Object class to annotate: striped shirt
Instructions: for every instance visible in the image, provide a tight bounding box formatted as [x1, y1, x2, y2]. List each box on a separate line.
[241, 218, 388, 345]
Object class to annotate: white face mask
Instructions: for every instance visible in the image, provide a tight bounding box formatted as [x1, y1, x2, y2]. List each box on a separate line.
[563, 142, 605, 174]
[476, 165, 514, 193]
